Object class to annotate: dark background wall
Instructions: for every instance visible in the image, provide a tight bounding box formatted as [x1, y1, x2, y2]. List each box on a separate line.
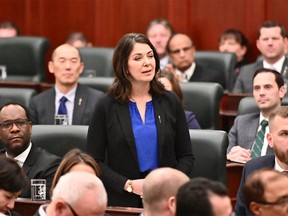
[1, 0, 288, 82]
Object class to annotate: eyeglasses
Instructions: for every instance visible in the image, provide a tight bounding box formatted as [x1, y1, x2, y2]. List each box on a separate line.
[169, 46, 193, 55]
[65, 202, 78, 216]
[257, 196, 288, 206]
[0, 119, 30, 130]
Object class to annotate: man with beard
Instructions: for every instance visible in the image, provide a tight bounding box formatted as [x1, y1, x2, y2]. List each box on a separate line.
[235, 106, 288, 215]
[165, 33, 225, 88]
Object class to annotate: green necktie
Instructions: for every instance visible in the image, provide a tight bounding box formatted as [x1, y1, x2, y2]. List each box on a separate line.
[251, 120, 269, 158]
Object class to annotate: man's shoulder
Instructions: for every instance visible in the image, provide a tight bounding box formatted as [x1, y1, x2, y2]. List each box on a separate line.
[31, 88, 54, 101]
[244, 155, 275, 172]
[235, 113, 259, 123]
[240, 61, 262, 74]
[30, 145, 60, 163]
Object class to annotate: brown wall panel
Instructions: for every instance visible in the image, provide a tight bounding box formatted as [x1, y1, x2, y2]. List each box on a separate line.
[1, 0, 288, 82]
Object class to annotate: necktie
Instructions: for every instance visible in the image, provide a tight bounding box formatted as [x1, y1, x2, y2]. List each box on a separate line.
[58, 96, 68, 115]
[251, 120, 269, 158]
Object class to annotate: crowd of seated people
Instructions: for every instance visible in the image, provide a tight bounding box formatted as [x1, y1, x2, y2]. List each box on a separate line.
[2, 18, 288, 216]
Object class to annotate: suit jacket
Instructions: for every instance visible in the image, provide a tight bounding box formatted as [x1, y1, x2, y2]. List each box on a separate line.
[233, 57, 288, 93]
[189, 63, 226, 89]
[0, 144, 60, 200]
[29, 83, 103, 125]
[227, 113, 274, 155]
[234, 155, 275, 216]
[86, 91, 194, 207]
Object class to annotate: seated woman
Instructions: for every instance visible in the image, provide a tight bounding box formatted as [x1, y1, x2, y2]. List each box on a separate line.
[157, 70, 201, 129]
[50, 149, 100, 195]
[0, 156, 28, 216]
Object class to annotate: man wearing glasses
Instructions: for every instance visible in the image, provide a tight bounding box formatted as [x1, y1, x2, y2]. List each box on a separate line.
[165, 33, 225, 88]
[235, 106, 288, 215]
[0, 102, 60, 200]
[243, 169, 288, 216]
[35, 172, 107, 216]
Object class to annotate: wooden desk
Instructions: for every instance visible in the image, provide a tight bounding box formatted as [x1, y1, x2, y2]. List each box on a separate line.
[220, 93, 251, 132]
[226, 162, 244, 207]
[14, 198, 143, 216]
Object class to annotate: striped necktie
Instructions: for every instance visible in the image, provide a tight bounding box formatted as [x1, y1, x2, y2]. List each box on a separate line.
[251, 120, 269, 158]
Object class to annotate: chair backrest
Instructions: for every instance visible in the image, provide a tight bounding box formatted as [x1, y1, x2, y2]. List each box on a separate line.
[0, 87, 37, 107]
[78, 47, 114, 77]
[189, 129, 228, 185]
[195, 51, 237, 92]
[78, 77, 114, 93]
[238, 96, 288, 115]
[0, 36, 50, 82]
[180, 82, 224, 129]
[31, 125, 88, 158]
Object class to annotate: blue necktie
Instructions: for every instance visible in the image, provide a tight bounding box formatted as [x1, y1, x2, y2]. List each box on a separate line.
[58, 96, 68, 115]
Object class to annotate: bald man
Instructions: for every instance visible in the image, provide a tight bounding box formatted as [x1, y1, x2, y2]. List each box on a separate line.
[142, 167, 190, 216]
[166, 33, 225, 88]
[29, 44, 103, 125]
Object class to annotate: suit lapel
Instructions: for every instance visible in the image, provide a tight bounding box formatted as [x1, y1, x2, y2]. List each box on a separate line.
[153, 95, 165, 162]
[281, 57, 288, 75]
[45, 89, 56, 124]
[72, 84, 86, 124]
[116, 104, 139, 164]
[22, 144, 37, 176]
[246, 115, 259, 149]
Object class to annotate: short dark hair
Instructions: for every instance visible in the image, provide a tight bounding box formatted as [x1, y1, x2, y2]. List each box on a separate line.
[0, 156, 28, 193]
[166, 33, 194, 53]
[176, 178, 228, 216]
[253, 68, 284, 89]
[146, 18, 174, 35]
[0, 21, 19, 35]
[110, 33, 164, 103]
[258, 21, 287, 38]
[243, 169, 286, 208]
[219, 29, 249, 47]
[66, 32, 89, 44]
[0, 102, 31, 121]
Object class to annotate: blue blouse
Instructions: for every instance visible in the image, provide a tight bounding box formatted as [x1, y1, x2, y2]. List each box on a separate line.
[129, 101, 159, 172]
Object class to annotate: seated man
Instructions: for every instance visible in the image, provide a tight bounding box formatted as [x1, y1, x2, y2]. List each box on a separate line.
[0, 103, 60, 200]
[166, 33, 225, 88]
[243, 169, 288, 216]
[146, 19, 174, 70]
[66, 32, 92, 48]
[235, 106, 288, 215]
[0, 21, 19, 37]
[29, 44, 103, 125]
[35, 171, 107, 216]
[233, 21, 288, 93]
[176, 178, 232, 216]
[142, 167, 189, 216]
[227, 68, 285, 163]
[219, 28, 249, 75]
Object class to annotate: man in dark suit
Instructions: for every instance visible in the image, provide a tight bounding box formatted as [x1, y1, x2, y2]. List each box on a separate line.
[165, 33, 225, 88]
[235, 106, 288, 215]
[0, 103, 60, 200]
[227, 68, 286, 163]
[29, 43, 103, 125]
[233, 21, 288, 93]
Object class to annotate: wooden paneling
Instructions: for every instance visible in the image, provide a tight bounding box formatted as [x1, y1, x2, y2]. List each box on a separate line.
[1, 0, 288, 82]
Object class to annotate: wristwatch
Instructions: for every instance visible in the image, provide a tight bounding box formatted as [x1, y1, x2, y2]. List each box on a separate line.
[126, 180, 133, 193]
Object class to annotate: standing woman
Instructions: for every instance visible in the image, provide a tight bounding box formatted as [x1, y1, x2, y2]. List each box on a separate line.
[86, 33, 194, 207]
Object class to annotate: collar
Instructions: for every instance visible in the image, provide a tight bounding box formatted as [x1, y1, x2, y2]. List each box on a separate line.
[274, 158, 286, 172]
[175, 62, 196, 82]
[160, 55, 169, 70]
[55, 85, 77, 104]
[6, 142, 32, 167]
[263, 55, 285, 73]
[38, 204, 48, 216]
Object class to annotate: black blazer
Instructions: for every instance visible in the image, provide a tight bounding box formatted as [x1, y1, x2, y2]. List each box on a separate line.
[86, 91, 194, 207]
[0, 144, 60, 200]
[29, 83, 103, 125]
[189, 63, 226, 89]
[234, 155, 275, 215]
